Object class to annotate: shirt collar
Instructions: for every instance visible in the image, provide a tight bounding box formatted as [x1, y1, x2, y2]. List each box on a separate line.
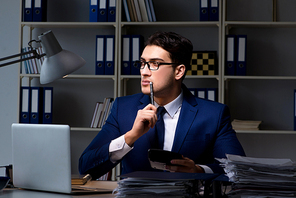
[156, 90, 183, 118]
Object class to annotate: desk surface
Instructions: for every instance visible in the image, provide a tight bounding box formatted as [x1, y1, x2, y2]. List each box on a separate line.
[0, 180, 118, 198]
[0, 188, 116, 198]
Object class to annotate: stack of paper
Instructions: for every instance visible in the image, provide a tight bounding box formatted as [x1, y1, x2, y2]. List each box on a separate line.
[231, 119, 262, 130]
[217, 154, 296, 197]
[113, 171, 218, 197]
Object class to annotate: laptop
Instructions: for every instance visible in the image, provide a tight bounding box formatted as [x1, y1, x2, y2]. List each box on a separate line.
[11, 123, 114, 194]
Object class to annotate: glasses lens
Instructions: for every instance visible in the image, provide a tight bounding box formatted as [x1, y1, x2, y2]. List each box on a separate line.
[149, 61, 159, 70]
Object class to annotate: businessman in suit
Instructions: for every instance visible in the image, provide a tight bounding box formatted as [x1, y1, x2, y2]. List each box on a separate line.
[79, 31, 245, 179]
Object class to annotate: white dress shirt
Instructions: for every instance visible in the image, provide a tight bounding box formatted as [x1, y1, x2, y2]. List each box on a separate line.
[109, 91, 213, 173]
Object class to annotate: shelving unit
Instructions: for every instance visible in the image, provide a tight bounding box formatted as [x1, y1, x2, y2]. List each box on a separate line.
[17, 0, 296, 173]
[221, 0, 296, 134]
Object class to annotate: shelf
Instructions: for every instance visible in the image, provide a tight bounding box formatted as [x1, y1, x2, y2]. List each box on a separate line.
[225, 21, 296, 28]
[224, 76, 296, 80]
[121, 21, 219, 27]
[236, 130, 296, 135]
[21, 22, 116, 28]
[20, 74, 116, 80]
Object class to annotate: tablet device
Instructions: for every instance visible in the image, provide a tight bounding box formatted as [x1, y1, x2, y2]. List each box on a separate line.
[148, 149, 183, 170]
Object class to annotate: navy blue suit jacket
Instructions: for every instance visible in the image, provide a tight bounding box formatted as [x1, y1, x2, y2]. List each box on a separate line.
[79, 85, 245, 179]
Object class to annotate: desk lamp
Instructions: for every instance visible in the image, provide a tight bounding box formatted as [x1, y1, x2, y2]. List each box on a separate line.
[0, 30, 86, 84]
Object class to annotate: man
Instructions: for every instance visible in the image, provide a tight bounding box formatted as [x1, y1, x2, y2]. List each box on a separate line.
[79, 31, 245, 179]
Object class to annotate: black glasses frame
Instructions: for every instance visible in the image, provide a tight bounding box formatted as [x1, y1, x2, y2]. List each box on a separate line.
[135, 60, 179, 71]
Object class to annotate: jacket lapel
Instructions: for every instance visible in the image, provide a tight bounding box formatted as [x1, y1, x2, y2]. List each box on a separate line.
[171, 85, 199, 153]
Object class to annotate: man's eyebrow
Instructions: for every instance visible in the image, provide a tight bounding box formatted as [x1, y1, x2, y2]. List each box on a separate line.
[140, 58, 165, 61]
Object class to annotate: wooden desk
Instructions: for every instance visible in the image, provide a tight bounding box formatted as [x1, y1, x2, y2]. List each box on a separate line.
[0, 181, 117, 198]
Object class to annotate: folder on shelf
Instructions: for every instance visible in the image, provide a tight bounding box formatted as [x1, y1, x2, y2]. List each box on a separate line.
[33, 0, 47, 22]
[94, 102, 104, 128]
[98, 0, 108, 22]
[20, 87, 30, 123]
[89, 0, 99, 22]
[226, 35, 236, 75]
[209, 0, 219, 21]
[91, 102, 103, 128]
[236, 35, 247, 76]
[105, 35, 115, 75]
[188, 88, 196, 96]
[95, 35, 105, 75]
[207, 88, 218, 101]
[30, 87, 42, 124]
[122, 0, 131, 22]
[133, 0, 142, 22]
[144, 0, 152, 22]
[200, 0, 209, 21]
[129, 0, 138, 22]
[148, 0, 156, 22]
[23, 0, 33, 22]
[138, 0, 148, 22]
[21, 48, 30, 74]
[122, 35, 131, 75]
[196, 88, 207, 99]
[42, 87, 53, 124]
[131, 35, 143, 75]
[108, 0, 116, 22]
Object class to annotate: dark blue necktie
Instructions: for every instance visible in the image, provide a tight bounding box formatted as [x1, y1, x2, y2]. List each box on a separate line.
[155, 106, 166, 149]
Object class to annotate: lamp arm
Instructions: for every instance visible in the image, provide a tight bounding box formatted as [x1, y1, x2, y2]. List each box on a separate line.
[0, 48, 45, 68]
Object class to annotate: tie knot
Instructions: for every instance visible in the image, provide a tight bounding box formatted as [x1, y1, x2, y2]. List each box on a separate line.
[157, 106, 166, 117]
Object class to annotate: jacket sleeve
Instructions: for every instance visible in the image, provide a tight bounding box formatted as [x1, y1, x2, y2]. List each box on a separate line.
[206, 104, 245, 173]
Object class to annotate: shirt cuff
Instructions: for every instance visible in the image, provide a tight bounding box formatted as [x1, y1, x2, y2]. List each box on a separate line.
[109, 135, 133, 163]
[198, 165, 213, 174]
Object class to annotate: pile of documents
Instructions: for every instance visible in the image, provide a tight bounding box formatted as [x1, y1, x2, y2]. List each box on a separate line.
[231, 119, 262, 131]
[113, 171, 218, 197]
[217, 154, 296, 197]
[114, 177, 199, 197]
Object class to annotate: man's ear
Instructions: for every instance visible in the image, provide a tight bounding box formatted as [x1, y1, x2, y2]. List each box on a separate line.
[175, 64, 185, 80]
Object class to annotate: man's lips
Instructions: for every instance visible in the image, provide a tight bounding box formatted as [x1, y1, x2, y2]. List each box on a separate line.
[142, 80, 151, 86]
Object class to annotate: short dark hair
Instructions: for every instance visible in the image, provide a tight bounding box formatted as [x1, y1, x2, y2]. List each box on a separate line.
[145, 31, 193, 80]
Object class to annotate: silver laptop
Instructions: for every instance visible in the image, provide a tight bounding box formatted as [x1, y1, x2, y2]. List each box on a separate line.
[11, 123, 113, 194]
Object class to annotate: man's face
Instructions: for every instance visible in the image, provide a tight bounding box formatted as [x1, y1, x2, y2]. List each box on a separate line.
[140, 45, 177, 99]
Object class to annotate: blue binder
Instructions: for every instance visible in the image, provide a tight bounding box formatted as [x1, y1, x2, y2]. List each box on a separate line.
[122, 35, 131, 75]
[122, 0, 131, 22]
[209, 0, 219, 21]
[30, 87, 42, 124]
[236, 35, 247, 76]
[20, 87, 31, 123]
[200, 0, 209, 21]
[23, 0, 33, 22]
[43, 87, 53, 124]
[131, 35, 143, 75]
[33, 0, 47, 22]
[98, 0, 108, 22]
[108, 0, 116, 22]
[89, 0, 99, 22]
[225, 35, 236, 75]
[196, 88, 207, 99]
[207, 88, 218, 102]
[105, 35, 115, 75]
[95, 35, 105, 75]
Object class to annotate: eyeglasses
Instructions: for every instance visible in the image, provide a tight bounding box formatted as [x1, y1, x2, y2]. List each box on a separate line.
[135, 60, 179, 71]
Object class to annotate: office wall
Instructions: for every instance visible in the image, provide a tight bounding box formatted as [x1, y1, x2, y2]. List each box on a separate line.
[0, 0, 20, 174]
